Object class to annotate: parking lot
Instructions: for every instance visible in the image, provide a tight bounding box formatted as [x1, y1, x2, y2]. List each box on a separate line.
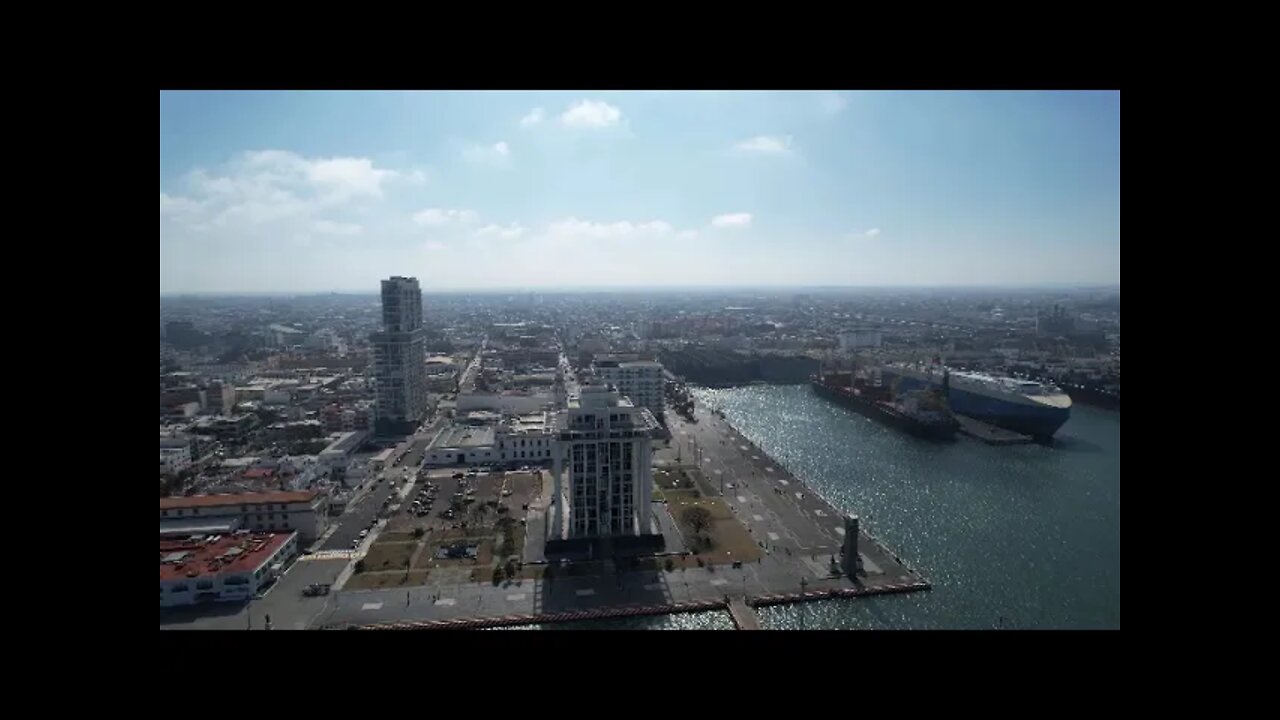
[385, 467, 540, 534]
[343, 468, 543, 590]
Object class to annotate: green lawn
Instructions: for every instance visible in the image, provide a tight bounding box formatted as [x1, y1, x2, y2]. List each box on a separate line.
[666, 496, 762, 565]
[344, 569, 430, 590]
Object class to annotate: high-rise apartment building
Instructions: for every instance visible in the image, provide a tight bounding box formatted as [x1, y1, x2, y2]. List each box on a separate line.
[591, 354, 665, 421]
[551, 384, 658, 539]
[372, 276, 428, 435]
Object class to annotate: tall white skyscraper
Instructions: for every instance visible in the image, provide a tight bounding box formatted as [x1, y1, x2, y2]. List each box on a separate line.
[551, 384, 658, 539]
[373, 276, 428, 435]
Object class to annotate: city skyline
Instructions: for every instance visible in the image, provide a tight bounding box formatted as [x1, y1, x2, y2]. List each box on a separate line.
[160, 90, 1120, 294]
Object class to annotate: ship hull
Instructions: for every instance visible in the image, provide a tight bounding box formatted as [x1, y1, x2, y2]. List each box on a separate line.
[881, 370, 1070, 439]
[811, 380, 956, 442]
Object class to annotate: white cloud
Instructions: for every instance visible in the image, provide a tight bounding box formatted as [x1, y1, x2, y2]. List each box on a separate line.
[475, 223, 527, 240]
[848, 228, 881, 240]
[304, 157, 394, 200]
[676, 229, 699, 240]
[560, 100, 622, 128]
[546, 217, 675, 238]
[462, 141, 511, 165]
[165, 150, 408, 235]
[313, 220, 363, 236]
[160, 192, 206, 216]
[865, 227, 880, 237]
[734, 135, 794, 155]
[711, 213, 752, 229]
[406, 169, 428, 185]
[424, 240, 446, 251]
[817, 91, 848, 116]
[414, 208, 479, 227]
[520, 108, 545, 127]
[231, 150, 397, 203]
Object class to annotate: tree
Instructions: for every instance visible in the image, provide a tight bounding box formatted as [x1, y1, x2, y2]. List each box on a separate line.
[413, 527, 425, 539]
[354, 560, 366, 574]
[683, 506, 712, 536]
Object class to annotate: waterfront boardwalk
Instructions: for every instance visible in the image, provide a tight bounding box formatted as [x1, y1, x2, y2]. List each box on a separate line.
[314, 401, 928, 630]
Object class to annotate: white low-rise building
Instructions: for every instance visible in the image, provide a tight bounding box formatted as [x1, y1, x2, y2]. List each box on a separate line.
[318, 430, 367, 470]
[424, 412, 556, 467]
[159, 490, 330, 542]
[160, 530, 298, 608]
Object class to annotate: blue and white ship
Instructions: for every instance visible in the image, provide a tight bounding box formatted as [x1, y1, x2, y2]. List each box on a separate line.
[878, 362, 1072, 439]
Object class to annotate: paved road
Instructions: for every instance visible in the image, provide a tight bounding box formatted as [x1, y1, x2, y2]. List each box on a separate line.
[316, 541, 878, 629]
[321, 424, 444, 552]
[161, 557, 349, 631]
[321, 480, 397, 551]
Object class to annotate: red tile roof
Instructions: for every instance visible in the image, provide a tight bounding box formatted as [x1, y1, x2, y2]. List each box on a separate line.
[159, 531, 293, 582]
[160, 490, 319, 510]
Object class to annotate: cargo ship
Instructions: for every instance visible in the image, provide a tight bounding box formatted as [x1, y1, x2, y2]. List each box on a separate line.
[811, 371, 958, 442]
[879, 361, 1071, 440]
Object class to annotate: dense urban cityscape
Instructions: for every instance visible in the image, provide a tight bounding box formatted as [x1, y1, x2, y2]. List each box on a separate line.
[161, 90, 1119, 630]
[159, 283, 1118, 629]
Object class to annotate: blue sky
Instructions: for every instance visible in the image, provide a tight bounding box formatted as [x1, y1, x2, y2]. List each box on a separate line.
[159, 91, 1120, 293]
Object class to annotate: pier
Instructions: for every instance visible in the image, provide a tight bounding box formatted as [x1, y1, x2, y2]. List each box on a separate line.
[727, 596, 761, 630]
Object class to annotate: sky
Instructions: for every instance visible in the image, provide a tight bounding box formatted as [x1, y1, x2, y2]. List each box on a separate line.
[159, 91, 1120, 294]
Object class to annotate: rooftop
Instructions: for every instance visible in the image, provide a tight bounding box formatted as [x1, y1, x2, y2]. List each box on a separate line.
[570, 384, 634, 409]
[160, 490, 319, 511]
[434, 425, 496, 448]
[160, 531, 294, 582]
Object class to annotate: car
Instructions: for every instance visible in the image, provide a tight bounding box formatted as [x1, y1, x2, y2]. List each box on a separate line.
[359, 530, 369, 538]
